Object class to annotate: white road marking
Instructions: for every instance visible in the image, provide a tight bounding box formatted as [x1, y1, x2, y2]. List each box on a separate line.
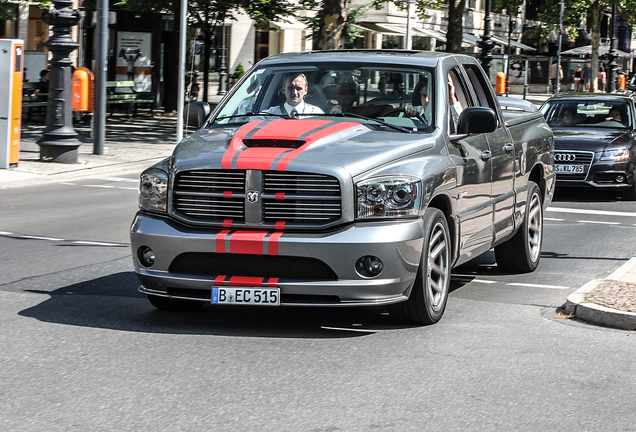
[19, 235, 64, 241]
[506, 282, 570, 290]
[0, 231, 127, 247]
[84, 185, 116, 189]
[547, 206, 636, 218]
[544, 217, 564, 221]
[453, 277, 497, 284]
[577, 220, 621, 225]
[72, 240, 123, 247]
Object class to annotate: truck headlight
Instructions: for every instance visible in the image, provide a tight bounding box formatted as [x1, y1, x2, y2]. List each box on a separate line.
[600, 149, 631, 161]
[356, 175, 421, 219]
[139, 168, 168, 213]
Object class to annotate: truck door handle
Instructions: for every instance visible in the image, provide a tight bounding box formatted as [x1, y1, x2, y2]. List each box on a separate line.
[503, 143, 514, 153]
[480, 150, 492, 161]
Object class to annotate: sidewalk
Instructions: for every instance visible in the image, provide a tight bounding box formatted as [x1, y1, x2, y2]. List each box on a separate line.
[1, 92, 635, 330]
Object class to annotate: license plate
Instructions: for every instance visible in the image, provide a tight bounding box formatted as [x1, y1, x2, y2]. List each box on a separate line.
[211, 287, 280, 306]
[555, 164, 584, 174]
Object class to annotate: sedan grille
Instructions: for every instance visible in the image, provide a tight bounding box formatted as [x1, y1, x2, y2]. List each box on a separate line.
[555, 150, 594, 181]
[172, 170, 342, 227]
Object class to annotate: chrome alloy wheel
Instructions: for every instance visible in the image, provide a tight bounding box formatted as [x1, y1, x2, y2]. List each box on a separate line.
[527, 192, 543, 263]
[426, 220, 450, 312]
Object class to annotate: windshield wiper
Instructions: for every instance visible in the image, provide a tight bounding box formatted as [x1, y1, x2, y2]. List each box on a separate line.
[210, 111, 412, 133]
[210, 112, 288, 125]
[311, 112, 412, 133]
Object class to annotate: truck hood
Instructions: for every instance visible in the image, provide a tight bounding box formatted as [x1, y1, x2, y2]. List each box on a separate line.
[553, 128, 633, 152]
[172, 119, 436, 176]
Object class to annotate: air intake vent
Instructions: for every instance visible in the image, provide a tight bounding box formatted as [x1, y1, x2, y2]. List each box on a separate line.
[243, 139, 305, 148]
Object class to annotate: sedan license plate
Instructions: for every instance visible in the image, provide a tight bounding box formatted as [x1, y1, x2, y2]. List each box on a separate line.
[211, 287, 280, 306]
[555, 164, 584, 174]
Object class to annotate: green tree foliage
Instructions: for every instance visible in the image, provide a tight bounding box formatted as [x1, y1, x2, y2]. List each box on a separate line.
[298, 0, 367, 49]
[536, 0, 636, 92]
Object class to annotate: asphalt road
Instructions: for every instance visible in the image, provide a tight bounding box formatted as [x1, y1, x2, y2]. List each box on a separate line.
[1, 174, 635, 431]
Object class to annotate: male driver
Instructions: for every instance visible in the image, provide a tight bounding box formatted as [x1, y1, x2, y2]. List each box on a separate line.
[266, 73, 324, 116]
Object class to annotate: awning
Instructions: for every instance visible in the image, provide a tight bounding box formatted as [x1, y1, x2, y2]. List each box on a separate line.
[414, 28, 447, 43]
[561, 44, 630, 57]
[355, 23, 447, 42]
[354, 23, 404, 35]
[270, 17, 306, 30]
[490, 35, 536, 51]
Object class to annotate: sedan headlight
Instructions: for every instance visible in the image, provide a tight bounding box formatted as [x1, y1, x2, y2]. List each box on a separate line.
[600, 149, 631, 161]
[139, 168, 168, 213]
[356, 175, 421, 219]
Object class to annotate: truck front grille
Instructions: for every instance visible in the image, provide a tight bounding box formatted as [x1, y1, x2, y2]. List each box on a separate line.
[172, 169, 342, 227]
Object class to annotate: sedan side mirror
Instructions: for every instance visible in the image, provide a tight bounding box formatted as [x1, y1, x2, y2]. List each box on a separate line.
[185, 101, 212, 129]
[457, 107, 498, 135]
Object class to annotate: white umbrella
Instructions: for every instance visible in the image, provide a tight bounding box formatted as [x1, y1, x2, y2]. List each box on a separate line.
[561, 44, 631, 57]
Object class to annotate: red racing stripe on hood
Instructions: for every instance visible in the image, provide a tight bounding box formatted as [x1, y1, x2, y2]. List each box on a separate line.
[222, 119, 361, 171]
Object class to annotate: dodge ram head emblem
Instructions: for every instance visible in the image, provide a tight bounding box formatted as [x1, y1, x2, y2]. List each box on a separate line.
[247, 190, 259, 203]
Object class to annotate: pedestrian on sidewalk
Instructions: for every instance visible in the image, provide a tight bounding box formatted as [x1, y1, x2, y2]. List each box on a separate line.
[573, 64, 583, 92]
[584, 61, 592, 92]
[598, 65, 607, 93]
[550, 62, 563, 93]
[34, 69, 49, 95]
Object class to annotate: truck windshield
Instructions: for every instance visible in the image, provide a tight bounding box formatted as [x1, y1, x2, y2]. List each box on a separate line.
[541, 100, 632, 129]
[212, 63, 435, 132]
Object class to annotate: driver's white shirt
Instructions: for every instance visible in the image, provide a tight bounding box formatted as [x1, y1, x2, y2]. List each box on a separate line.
[265, 101, 324, 115]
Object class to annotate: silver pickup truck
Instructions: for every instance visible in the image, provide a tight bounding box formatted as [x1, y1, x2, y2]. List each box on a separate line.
[130, 51, 555, 325]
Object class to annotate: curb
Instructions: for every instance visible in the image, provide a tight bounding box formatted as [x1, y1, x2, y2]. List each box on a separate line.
[0, 158, 163, 188]
[565, 258, 636, 330]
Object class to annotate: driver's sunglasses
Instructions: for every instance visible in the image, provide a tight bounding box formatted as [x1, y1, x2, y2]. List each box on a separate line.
[287, 85, 304, 91]
[339, 89, 357, 95]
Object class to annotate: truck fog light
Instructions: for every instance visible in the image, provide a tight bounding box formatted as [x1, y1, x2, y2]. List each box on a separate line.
[616, 174, 625, 183]
[356, 256, 383, 278]
[138, 246, 156, 267]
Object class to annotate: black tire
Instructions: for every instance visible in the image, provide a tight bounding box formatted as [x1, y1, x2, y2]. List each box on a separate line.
[391, 208, 451, 325]
[147, 294, 206, 312]
[622, 176, 636, 201]
[495, 181, 543, 273]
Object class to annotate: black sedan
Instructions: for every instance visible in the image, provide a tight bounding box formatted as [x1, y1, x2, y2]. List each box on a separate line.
[540, 94, 636, 200]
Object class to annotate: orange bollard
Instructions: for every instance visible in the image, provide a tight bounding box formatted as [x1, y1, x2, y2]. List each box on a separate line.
[72, 67, 94, 112]
[495, 71, 506, 94]
[618, 73, 626, 90]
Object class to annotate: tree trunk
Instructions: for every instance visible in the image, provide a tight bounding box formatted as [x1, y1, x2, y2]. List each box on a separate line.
[589, 0, 601, 93]
[316, 0, 347, 50]
[446, 0, 465, 53]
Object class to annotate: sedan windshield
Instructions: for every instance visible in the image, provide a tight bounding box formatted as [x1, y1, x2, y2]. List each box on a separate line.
[541, 100, 632, 129]
[212, 62, 435, 132]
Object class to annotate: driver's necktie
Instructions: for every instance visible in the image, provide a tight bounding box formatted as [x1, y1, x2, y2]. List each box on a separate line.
[290, 108, 298, 117]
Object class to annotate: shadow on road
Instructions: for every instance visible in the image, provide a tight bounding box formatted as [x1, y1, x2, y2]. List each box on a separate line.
[18, 272, 408, 338]
[553, 186, 625, 203]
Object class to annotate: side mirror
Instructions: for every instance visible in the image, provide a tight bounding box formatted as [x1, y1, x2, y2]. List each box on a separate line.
[457, 107, 497, 134]
[184, 101, 211, 129]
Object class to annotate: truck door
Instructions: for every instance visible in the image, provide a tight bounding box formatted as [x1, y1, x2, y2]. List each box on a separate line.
[446, 67, 493, 260]
[462, 63, 515, 243]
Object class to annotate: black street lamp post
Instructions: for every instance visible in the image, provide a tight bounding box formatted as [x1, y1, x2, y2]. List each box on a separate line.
[217, 24, 227, 95]
[36, 0, 82, 164]
[479, 0, 495, 79]
[607, 3, 617, 93]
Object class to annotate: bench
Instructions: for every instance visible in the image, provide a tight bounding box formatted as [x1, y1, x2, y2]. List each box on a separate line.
[106, 81, 155, 117]
[22, 81, 48, 120]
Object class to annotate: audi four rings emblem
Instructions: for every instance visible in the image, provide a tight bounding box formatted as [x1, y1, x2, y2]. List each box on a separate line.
[555, 153, 576, 162]
[247, 190, 259, 203]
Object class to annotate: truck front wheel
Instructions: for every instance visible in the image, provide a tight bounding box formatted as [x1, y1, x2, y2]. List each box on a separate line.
[495, 181, 543, 273]
[391, 208, 451, 325]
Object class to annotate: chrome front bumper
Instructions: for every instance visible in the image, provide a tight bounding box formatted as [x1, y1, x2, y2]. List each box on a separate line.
[130, 213, 425, 306]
